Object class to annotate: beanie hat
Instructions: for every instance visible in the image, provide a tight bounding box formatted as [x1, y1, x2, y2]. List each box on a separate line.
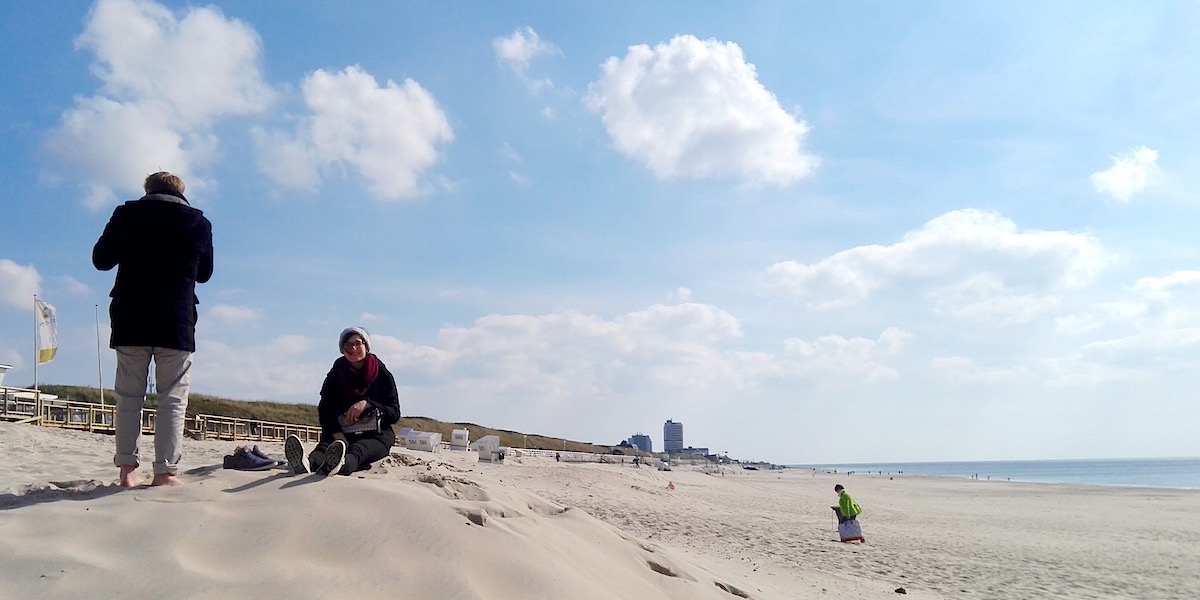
[339, 327, 371, 352]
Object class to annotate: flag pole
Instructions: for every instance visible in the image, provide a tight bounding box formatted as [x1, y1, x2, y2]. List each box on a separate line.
[96, 304, 105, 405]
[32, 295, 38, 392]
[32, 294, 40, 420]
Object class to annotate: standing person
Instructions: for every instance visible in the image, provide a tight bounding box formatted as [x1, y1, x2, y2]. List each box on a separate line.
[93, 172, 213, 488]
[285, 327, 401, 476]
[832, 484, 865, 542]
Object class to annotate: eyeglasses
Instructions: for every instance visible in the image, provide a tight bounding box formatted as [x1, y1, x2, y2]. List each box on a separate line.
[342, 340, 365, 350]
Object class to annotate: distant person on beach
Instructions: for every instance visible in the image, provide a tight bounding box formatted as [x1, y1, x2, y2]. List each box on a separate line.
[93, 172, 213, 488]
[285, 328, 401, 476]
[832, 484, 865, 542]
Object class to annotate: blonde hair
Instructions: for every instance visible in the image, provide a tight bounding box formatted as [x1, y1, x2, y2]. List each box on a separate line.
[143, 171, 185, 195]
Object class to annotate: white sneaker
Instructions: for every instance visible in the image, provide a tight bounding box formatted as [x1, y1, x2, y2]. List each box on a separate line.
[322, 440, 347, 476]
[284, 435, 307, 475]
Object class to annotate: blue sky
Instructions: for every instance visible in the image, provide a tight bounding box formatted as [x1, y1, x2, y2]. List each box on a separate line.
[3, 0, 1199, 463]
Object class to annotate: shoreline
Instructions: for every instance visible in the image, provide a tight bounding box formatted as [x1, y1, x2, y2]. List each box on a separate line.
[787, 456, 1200, 490]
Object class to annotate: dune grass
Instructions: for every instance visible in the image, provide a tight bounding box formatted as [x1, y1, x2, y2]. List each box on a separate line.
[36, 384, 615, 454]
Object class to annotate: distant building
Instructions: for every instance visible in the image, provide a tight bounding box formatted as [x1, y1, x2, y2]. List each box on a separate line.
[680, 446, 709, 456]
[663, 419, 683, 453]
[628, 433, 652, 453]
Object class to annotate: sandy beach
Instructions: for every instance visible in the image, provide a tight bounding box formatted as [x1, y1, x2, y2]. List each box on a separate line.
[1, 422, 1197, 599]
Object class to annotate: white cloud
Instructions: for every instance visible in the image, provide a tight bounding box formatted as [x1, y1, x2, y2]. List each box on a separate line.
[0, 260, 41, 310]
[1063, 270, 1200, 336]
[380, 304, 909, 428]
[930, 355, 1030, 384]
[1090, 145, 1161, 202]
[1044, 327, 1200, 387]
[669, 287, 693, 302]
[61, 276, 91, 296]
[0, 349, 22, 371]
[249, 127, 320, 193]
[928, 274, 1062, 325]
[255, 66, 454, 200]
[44, 0, 272, 209]
[1054, 313, 1103, 336]
[1119, 270, 1200, 327]
[1043, 270, 1200, 384]
[585, 35, 817, 186]
[400, 303, 746, 410]
[765, 209, 1111, 323]
[499, 143, 523, 163]
[494, 27, 558, 73]
[500, 144, 528, 183]
[1130, 270, 1200, 301]
[268, 334, 312, 356]
[207, 304, 260, 325]
[771, 327, 911, 381]
[494, 27, 560, 97]
[195, 334, 323, 401]
[183, 300, 917, 448]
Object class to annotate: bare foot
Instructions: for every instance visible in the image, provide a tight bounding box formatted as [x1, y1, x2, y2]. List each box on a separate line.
[151, 473, 184, 487]
[119, 466, 143, 488]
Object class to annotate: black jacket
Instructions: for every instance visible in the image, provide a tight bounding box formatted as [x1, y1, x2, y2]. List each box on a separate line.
[318, 356, 402, 441]
[93, 192, 214, 351]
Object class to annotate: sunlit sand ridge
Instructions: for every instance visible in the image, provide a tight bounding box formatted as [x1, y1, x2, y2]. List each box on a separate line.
[1, 422, 1197, 599]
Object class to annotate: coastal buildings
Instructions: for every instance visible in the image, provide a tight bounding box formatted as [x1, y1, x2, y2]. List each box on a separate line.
[663, 419, 683, 453]
[628, 433, 652, 453]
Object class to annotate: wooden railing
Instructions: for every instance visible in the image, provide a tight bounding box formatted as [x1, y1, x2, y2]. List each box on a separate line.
[0, 386, 320, 444]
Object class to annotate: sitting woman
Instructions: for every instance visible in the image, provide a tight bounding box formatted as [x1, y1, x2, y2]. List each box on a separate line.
[285, 327, 401, 476]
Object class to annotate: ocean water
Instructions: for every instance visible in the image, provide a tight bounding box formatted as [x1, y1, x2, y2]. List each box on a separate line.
[790, 458, 1200, 490]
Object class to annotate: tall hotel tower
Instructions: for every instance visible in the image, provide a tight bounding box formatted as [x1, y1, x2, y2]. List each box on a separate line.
[663, 419, 683, 453]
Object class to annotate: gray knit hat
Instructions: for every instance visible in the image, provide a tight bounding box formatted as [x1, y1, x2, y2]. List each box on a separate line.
[338, 327, 371, 352]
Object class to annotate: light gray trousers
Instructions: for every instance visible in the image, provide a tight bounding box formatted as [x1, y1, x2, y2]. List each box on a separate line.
[112, 347, 192, 476]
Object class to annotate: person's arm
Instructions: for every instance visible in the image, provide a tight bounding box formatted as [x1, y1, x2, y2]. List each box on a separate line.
[370, 366, 401, 426]
[196, 218, 213, 284]
[316, 366, 341, 438]
[93, 207, 125, 271]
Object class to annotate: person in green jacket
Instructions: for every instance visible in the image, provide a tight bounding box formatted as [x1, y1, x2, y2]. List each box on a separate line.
[834, 484, 861, 522]
[833, 484, 865, 542]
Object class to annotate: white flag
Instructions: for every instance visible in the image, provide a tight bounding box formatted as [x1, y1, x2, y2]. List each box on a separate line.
[35, 298, 57, 364]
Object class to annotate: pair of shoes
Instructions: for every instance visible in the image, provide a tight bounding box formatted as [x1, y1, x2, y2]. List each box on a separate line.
[222, 446, 276, 471]
[319, 440, 347, 476]
[250, 445, 285, 467]
[285, 435, 307, 475]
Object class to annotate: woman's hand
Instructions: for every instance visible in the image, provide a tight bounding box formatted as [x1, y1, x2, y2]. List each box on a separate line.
[343, 399, 370, 423]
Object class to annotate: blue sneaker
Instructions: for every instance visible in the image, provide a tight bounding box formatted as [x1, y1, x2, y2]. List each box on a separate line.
[223, 446, 274, 471]
[251, 445, 285, 467]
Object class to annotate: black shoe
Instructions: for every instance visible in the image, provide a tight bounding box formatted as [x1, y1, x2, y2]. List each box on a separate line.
[284, 435, 307, 475]
[321, 440, 346, 476]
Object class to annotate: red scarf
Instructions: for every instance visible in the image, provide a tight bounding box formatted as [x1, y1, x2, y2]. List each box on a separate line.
[336, 353, 379, 398]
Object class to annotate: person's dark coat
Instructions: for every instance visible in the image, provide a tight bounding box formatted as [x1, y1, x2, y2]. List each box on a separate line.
[318, 355, 402, 442]
[93, 192, 214, 351]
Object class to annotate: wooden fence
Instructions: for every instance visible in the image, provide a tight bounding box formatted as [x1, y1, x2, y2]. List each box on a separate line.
[1, 386, 320, 444]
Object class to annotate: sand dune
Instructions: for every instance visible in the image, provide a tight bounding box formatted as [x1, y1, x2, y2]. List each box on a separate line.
[2, 422, 1197, 599]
